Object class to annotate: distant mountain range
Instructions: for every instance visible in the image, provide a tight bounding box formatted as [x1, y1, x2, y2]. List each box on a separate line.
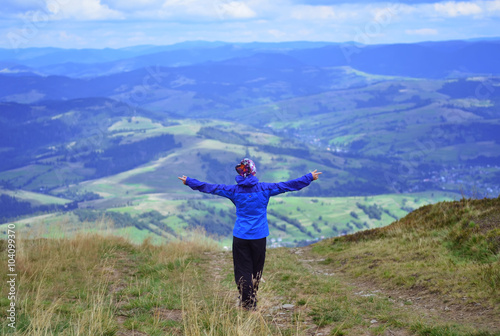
[1, 39, 499, 78]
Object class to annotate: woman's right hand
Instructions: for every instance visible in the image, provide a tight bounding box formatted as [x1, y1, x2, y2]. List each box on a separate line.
[178, 175, 187, 185]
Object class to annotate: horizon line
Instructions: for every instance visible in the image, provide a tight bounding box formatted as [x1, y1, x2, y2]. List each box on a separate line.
[1, 36, 500, 50]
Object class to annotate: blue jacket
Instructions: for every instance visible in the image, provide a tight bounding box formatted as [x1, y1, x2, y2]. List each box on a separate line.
[185, 173, 314, 239]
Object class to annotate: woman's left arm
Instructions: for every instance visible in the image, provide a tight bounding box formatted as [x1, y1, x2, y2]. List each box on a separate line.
[264, 170, 322, 196]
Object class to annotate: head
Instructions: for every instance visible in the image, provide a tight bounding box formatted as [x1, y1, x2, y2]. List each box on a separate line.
[235, 158, 257, 178]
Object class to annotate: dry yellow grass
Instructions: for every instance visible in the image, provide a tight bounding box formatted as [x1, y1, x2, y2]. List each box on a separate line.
[1, 198, 499, 335]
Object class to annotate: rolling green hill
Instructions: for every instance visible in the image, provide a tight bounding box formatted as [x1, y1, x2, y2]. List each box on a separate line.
[0, 189, 70, 206]
[1, 48, 499, 243]
[0, 95, 487, 244]
[224, 77, 500, 195]
[0, 107, 462, 247]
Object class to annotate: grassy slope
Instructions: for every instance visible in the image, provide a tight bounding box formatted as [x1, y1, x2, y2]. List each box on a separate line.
[0, 189, 70, 206]
[1, 197, 499, 335]
[312, 196, 500, 315]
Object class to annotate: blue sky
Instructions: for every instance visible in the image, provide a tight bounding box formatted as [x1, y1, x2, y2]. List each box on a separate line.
[1, 0, 499, 48]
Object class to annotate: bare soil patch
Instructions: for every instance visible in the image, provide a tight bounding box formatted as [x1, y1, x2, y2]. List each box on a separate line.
[152, 308, 183, 322]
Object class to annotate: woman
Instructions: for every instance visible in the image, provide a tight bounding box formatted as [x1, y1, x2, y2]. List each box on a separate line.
[178, 158, 322, 310]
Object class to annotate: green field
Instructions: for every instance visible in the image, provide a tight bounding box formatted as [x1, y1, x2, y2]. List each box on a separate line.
[3, 191, 459, 248]
[0, 189, 70, 206]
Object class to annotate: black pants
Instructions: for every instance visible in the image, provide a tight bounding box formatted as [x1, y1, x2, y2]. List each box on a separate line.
[232, 236, 266, 309]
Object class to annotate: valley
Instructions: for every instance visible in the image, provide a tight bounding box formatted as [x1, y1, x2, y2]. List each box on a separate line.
[0, 40, 499, 246]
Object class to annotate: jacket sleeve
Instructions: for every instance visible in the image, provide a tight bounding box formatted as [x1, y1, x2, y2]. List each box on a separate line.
[263, 173, 314, 197]
[185, 177, 235, 200]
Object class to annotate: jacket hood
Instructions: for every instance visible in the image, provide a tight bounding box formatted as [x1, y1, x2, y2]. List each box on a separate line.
[235, 174, 259, 187]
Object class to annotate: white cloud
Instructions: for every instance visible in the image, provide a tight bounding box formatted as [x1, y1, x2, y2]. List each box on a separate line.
[138, 0, 258, 21]
[406, 28, 438, 35]
[17, 0, 496, 23]
[298, 28, 313, 36]
[434, 1, 483, 17]
[2, 0, 500, 49]
[58, 30, 85, 44]
[290, 5, 338, 20]
[487, 0, 500, 11]
[268, 29, 286, 38]
[102, 0, 164, 11]
[47, 0, 124, 21]
[372, 3, 416, 24]
[215, 1, 256, 18]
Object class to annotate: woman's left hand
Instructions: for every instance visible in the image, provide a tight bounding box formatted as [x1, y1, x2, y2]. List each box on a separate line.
[311, 170, 322, 180]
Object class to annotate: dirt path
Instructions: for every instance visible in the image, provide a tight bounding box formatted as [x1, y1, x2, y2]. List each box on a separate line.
[101, 250, 148, 336]
[202, 249, 420, 335]
[298, 245, 500, 335]
[202, 250, 337, 335]
[104, 249, 182, 336]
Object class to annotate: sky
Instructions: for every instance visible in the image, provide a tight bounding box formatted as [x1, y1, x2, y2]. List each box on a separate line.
[1, 0, 500, 49]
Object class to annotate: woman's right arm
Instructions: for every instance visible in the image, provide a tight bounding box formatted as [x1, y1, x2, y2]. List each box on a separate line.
[178, 176, 234, 199]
